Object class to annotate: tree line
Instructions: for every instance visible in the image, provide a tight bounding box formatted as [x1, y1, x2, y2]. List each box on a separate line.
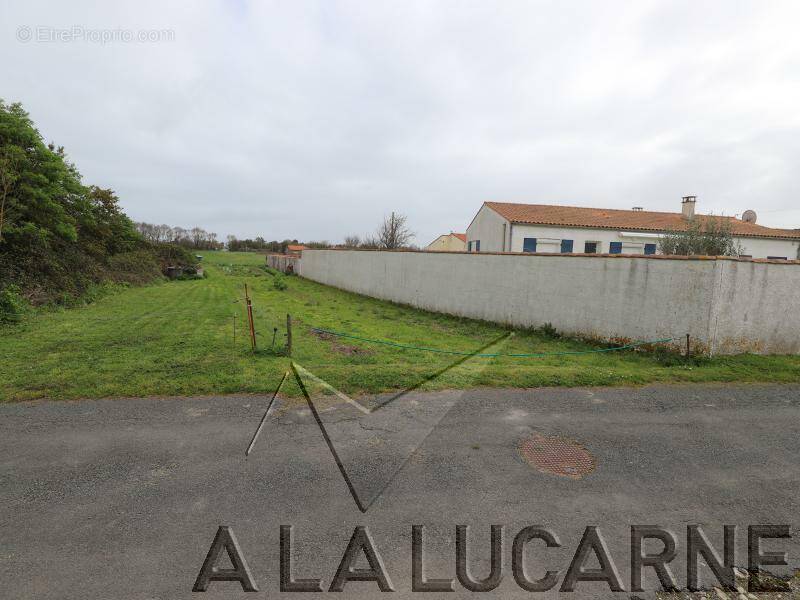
[225, 237, 300, 253]
[225, 213, 416, 252]
[135, 223, 223, 250]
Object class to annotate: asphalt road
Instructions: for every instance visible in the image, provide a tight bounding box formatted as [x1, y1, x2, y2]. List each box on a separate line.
[1, 383, 799, 599]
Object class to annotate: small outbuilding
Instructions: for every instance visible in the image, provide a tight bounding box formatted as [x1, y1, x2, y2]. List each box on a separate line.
[285, 244, 307, 255]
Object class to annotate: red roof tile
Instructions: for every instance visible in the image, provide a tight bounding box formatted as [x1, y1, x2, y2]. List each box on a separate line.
[484, 202, 800, 240]
[451, 233, 467, 242]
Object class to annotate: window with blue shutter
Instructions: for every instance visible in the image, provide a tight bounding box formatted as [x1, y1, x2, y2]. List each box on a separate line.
[560, 239, 573, 253]
[609, 242, 622, 254]
[475, 240, 480, 252]
[467, 241, 472, 252]
[523, 238, 537, 252]
[644, 243, 656, 255]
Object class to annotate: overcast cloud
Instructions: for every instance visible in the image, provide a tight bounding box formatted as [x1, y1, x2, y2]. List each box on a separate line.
[3, 0, 800, 244]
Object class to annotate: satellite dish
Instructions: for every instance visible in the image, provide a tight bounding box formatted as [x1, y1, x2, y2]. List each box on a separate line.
[742, 209, 757, 224]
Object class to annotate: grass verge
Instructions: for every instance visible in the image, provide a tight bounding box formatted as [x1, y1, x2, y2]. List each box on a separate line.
[1, 251, 799, 402]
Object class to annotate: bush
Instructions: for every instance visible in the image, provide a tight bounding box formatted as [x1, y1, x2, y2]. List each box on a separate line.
[538, 322, 560, 339]
[272, 274, 288, 291]
[106, 250, 162, 285]
[659, 218, 743, 256]
[150, 243, 197, 272]
[0, 284, 28, 323]
[651, 345, 711, 367]
[61, 282, 128, 308]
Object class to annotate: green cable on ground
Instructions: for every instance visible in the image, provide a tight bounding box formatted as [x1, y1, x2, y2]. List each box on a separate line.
[309, 327, 677, 358]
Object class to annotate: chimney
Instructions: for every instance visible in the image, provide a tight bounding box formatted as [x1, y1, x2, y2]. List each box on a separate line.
[681, 196, 696, 220]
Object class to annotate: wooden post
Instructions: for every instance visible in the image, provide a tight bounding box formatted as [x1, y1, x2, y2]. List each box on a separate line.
[245, 283, 256, 352]
[685, 333, 691, 357]
[286, 314, 292, 357]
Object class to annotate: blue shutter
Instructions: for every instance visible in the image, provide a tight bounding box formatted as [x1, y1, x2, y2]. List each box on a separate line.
[523, 238, 537, 252]
[609, 242, 622, 254]
[467, 241, 472, 252]
[644, 243, 656, 255]
[560, 239, 573, 253]
[475, 240, 480, 252]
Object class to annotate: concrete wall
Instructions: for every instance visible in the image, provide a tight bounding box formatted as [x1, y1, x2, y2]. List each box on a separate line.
[299, 249, 800, 355]
[266, 254, 301, 274]
[711, 259, 800, 354]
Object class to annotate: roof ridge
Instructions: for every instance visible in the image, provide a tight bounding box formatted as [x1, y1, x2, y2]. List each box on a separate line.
[486, 200, 697, 218]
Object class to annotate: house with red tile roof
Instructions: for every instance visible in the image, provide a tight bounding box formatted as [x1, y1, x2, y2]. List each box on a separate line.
[425, 232, 467, 252]
[466, 197, 800, 259]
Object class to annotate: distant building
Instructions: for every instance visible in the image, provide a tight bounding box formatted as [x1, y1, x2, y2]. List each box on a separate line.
[466, 197, 800, 259]
[426, 232, 466, 252]
[286, 244, 307, 255]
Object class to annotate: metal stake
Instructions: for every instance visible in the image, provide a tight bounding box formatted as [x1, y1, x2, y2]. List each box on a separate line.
[245, 283, 256, 352]
[286, 314, 292, 357]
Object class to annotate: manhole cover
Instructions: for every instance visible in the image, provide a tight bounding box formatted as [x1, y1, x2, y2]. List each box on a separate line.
[518, 434, 596, 479]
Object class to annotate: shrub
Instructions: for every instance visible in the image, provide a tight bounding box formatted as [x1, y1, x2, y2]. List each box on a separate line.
[0, 284, 28, 323]
[150, 243, 197, 271]
[272, 274, 288, 291]
[538, 322, 560, 339]
[106, 250, 162, 285]
[62, 282, 127, 308]
[659, 217, 744, 256]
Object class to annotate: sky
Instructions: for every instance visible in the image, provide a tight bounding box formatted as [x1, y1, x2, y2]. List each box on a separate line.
[3, 0, 800, 245]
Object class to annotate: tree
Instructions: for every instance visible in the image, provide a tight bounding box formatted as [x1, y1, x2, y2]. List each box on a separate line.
[84, 186, 139, 256]
[658, 217, 744, 256]
[376, 212, 414, 249]
[134, 222, 222, 250]
[343, 235, 361, 248]
[0, 146, 22, 241]
[360, 235, 380, 249]
[0, 100, 164, 303]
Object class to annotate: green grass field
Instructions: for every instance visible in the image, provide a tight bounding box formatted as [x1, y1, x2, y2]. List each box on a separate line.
[1, 250, 799, 402]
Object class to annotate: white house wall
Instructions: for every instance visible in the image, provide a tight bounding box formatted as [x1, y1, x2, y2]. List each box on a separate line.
[507, 224, 659, 254]
[465, 204, 509, 252]
[735, 237, 799, 260]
